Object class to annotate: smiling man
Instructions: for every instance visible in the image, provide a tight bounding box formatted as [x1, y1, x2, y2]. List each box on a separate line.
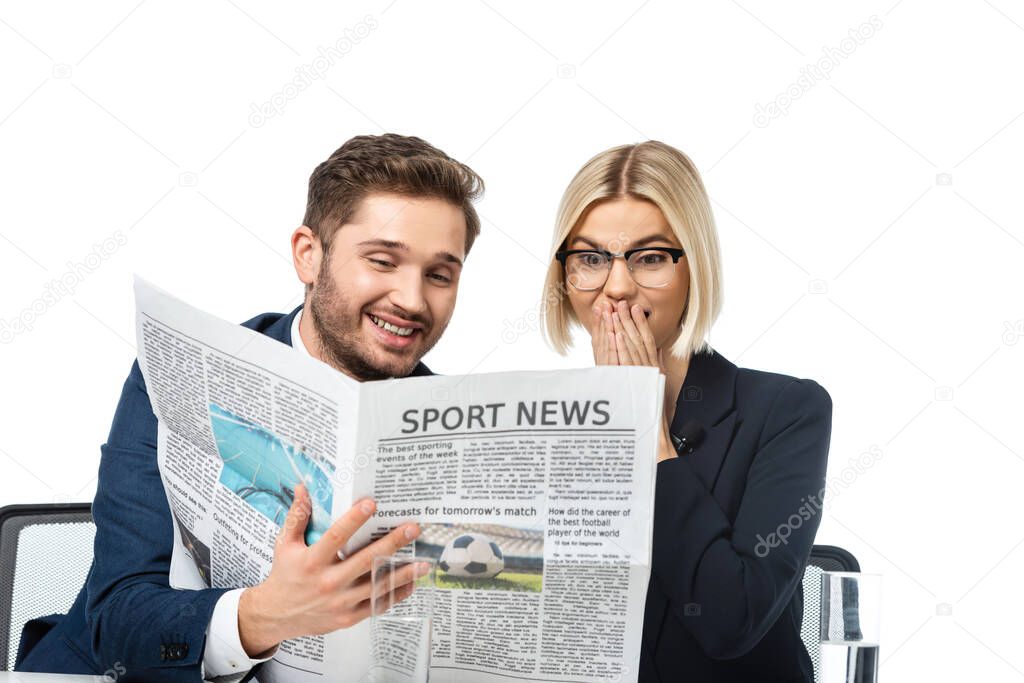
[296, 189, 470, 381]
[17, 134, 484, 682]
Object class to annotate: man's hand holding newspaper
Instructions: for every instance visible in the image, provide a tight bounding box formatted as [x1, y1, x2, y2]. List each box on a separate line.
[238, 486, 427, 656]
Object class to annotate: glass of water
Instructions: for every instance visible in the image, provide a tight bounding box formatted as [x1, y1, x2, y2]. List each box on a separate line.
[819, 572, 882, 683]
[370, 556, 437, 683]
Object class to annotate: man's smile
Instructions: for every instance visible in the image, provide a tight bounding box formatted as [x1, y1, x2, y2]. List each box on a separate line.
[365, 312, 423, 350]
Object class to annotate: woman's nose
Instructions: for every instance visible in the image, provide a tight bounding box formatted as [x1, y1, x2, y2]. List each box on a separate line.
[602, 258, 637, 300]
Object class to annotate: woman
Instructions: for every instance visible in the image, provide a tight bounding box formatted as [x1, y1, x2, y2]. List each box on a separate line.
[542, 141, 832, 682]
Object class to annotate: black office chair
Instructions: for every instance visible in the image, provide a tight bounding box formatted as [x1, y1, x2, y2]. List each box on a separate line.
[0, 503, 94, 671]
[800, 544, 861, 683]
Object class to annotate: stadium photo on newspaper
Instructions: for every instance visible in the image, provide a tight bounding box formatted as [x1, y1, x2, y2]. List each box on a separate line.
[207, 402, 335, 546]
[416, 523, 544, 592]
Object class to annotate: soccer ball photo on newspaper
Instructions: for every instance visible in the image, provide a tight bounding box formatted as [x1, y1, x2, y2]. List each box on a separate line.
[439, 532, 505, 579]
[417, 523, 544, 592]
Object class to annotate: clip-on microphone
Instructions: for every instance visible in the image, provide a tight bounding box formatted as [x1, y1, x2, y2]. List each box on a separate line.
[671, 418, 705, 455]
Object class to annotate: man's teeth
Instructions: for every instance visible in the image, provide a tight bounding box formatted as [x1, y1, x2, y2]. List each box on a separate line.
[369, 314, 415, 337]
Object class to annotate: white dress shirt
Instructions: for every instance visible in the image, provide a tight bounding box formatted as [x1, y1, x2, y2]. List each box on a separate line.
[202, 308, 308, 681]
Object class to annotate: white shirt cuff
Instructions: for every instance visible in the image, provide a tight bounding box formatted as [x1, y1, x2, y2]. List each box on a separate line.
[203, 588, 278, 681]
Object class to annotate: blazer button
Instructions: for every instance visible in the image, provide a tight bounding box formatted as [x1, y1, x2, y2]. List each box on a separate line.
[160, 643, 189, 661]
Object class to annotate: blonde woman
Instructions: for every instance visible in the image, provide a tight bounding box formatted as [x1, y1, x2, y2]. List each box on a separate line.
[542, 141, 832, 682]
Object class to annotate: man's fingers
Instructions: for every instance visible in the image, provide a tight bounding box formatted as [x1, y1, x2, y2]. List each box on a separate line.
[343, 523, 420, 578]
[349, 581, 416, 626]
[278, 483, 312, 546]
[341, 561, 424, 604]
[310, 498, 377, 565]
[376, 580, 417, 614]
[370, 562, 429, 602]
[335, 562, 418, 610]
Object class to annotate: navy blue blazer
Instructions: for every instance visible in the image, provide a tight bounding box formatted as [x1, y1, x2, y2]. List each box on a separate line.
[16, 306, 429, 681]
[641, 349, 832, 682]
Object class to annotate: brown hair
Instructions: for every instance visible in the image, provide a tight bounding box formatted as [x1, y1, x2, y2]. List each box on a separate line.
[303, 133, 484, 256]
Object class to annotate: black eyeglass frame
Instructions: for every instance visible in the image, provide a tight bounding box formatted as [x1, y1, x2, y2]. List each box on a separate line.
[555, 246, 685, 265]
[555, 246, 686, 290]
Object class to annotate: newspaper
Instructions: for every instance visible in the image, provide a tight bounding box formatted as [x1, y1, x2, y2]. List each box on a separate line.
[134, 277, 663, 683]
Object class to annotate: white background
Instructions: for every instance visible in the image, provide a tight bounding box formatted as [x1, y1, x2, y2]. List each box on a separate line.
[2, 1, 1022, 679]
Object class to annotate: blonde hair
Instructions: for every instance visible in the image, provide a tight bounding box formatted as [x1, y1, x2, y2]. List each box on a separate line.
[541, 141, 723, 359]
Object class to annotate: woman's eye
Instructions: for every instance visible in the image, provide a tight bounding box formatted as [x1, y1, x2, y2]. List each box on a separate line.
[640, 253, 667, 265]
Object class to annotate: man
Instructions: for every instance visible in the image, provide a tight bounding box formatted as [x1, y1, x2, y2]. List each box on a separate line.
[17, 134, 484, 681]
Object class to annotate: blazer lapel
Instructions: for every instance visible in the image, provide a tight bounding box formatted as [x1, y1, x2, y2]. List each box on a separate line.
[669, 348, 740, 492]
[276, 305, 302, 344]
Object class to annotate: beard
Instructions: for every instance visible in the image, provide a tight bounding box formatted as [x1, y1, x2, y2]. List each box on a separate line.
[306, 258, 444, 381]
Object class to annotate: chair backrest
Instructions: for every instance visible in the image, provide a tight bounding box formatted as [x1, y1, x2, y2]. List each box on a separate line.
[0, 503, 95, 671]
[800, 545, 860, 683]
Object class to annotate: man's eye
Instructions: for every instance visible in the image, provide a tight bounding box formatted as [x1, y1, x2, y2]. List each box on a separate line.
[428, 272, 452, 284]
[366, 257, 395, 269]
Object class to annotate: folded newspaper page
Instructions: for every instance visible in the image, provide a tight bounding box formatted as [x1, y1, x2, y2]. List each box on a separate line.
[134, 277, 663, 683]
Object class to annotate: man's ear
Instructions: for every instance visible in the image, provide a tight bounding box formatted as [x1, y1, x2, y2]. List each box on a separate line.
[292, 225, 322, 287]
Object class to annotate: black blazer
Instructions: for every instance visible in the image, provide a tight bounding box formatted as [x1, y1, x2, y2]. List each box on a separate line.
[641, 348, 832, 682]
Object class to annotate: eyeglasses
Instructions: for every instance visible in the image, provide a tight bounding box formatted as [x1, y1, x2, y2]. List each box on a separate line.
[555, 247, 685, 291]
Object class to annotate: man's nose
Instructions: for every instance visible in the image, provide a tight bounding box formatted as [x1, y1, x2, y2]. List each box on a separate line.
[389, 269, 428, 318]
[601, 258, 637, 301]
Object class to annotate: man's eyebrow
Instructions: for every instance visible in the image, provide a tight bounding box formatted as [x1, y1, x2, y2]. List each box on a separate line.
[357, 239, 408, 250]
[358, 239, 463, 266]
[437, 251, 463, 267]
